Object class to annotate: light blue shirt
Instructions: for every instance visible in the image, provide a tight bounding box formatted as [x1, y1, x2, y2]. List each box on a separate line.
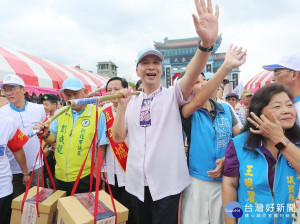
[50, 107, 108, 146]
[294, 95, 300, 103]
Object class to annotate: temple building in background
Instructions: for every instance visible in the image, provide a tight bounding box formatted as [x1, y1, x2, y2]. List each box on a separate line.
[154, 34, 240, 89]
[96, 61, 118, 78]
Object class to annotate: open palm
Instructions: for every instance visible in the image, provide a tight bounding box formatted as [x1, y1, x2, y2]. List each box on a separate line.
[192, 0, 219, 48]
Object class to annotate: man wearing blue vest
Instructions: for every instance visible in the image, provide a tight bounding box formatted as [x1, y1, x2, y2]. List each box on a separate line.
[36, 77, 109, 195]
[180, 45, 246, 224]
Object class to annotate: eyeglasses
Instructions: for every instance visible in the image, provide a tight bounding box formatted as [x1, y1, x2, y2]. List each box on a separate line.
[3, 86, 20, 93]
[273, 69, 292, 77]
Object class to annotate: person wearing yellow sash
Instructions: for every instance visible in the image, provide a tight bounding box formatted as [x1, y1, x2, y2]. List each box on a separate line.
[102, 77, 135, 224]
[35, 77, 109, 196]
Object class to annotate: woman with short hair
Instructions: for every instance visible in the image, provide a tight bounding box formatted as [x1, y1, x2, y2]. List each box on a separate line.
[222, 83, 300, 224]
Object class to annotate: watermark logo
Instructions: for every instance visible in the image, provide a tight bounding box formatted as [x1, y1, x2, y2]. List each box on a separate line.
[225, 201, 243, 218]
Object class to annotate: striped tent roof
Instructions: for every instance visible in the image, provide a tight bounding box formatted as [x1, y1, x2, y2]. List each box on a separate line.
[244, 70, 274, 92]
[0, 46, 110, 95]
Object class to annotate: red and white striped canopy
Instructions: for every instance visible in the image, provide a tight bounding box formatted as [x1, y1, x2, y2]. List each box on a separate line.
[0, 46, 110, 95]
[244, 70, 274, 92]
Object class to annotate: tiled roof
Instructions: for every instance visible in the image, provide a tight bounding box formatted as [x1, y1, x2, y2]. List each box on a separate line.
[155, 41, 198, 49]
[154, 35, 222, 50]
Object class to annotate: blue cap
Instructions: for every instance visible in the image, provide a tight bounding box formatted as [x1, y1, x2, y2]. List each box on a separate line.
[136, 47, 164, 66]
[59, 77, 85, 93]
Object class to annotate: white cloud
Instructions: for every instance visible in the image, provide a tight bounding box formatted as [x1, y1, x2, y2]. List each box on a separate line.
[0, 0, 300, 85]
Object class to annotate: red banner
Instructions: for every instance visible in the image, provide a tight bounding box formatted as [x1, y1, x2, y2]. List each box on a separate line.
[104, 106, 128, 172]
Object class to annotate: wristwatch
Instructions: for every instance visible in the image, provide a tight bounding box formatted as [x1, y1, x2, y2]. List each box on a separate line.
[198, 40, 214, 52]
[23, 172, 30, 176]
[275, 138, 290, 151]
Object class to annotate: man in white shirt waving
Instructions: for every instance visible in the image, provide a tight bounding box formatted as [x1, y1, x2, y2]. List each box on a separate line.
[112, 0, 220, 223]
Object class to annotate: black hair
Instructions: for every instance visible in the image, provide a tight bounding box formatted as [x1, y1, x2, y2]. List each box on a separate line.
[136, 79, 142, 90]
[106, 77, 128, 91]
[243, 83, 300, 150]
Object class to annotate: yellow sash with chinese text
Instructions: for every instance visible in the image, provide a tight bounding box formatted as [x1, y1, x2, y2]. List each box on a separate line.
[104, 106, 128, 172]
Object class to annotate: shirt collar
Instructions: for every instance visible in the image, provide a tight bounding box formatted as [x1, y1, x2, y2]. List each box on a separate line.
[142, 85, 163, 99]
[9, 100, 28, 112]
[71, 106, 86, 116]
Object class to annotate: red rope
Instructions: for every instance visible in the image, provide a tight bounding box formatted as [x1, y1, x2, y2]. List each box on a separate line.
[21, 136, 57, 216]
[40, 148, 56, 189]
[69, 102, 117, 224]
[94, 101, 100, 224]
[21, 149, 38, 213]
[70, 140, 94, 196]
[93, 100, 117, 224]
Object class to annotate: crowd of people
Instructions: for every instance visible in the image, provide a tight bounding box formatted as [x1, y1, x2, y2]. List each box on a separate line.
[1, 0, 300, 224]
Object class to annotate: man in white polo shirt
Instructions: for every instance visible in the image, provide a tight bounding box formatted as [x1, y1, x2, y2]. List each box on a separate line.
[263, 53, 300, 124]
[0, 74, 46, 198]
[101, 77, 135, 224]
[112, 0, 220, 223]
[0, 115, 30, 224]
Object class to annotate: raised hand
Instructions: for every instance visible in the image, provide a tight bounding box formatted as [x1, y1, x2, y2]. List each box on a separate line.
[192, 0, 219, 48]
[223, 44, 247, 69]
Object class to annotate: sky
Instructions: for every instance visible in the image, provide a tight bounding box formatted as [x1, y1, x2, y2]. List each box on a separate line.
[0, 0, 300, 85]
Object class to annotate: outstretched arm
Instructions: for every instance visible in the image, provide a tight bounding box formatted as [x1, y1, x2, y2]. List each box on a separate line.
[182, 44, 247, 118]
[180, 0, 219, 100]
